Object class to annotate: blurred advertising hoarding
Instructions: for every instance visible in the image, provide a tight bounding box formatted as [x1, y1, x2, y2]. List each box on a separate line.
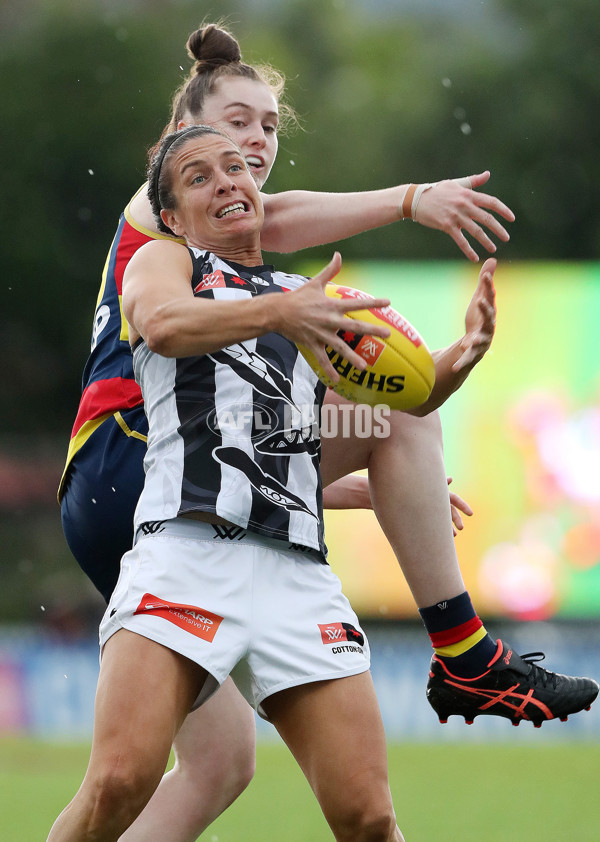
[314, 261, 600, 621]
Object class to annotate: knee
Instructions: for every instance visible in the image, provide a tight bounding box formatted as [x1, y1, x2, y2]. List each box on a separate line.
[175, 740, 256, 801]
[81, 764, 157, 835]
[332, 797, 398, 842]
[359, 808, 398, 841]
[208, 735, 256, 799]
[332, 808, 397, 842]
[172, 705, 256, 804]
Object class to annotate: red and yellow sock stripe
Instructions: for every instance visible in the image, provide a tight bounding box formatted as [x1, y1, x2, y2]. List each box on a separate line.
[430, 617, 488, 658]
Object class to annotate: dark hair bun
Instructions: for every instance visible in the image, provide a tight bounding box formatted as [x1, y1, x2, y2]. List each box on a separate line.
[187, 24, 241, 69]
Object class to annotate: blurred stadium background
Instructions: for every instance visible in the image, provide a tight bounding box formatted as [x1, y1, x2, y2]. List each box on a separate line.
[1, 0, 599, 837]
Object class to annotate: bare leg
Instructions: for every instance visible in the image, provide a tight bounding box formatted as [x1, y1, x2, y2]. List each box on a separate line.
[118, 677, 256, 842]
[320, 393, 465, 607]
[47, 630, 207, 842]
[263, 673, 404, 842]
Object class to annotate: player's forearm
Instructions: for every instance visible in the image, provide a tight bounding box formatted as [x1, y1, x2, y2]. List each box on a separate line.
[407, 343, 474, 416]
[141, 295, 274, 358]
[260, 188, 407, 253]
[322, 475, 372, 510]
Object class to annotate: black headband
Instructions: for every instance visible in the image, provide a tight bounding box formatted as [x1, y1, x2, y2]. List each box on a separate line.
[150, 125, 217, 214]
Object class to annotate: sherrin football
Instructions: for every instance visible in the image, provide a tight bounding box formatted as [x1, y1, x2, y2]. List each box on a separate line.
[298, 283, 435, 411]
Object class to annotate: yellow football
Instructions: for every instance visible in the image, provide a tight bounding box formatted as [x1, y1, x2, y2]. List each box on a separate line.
[298, 283, 435, 411]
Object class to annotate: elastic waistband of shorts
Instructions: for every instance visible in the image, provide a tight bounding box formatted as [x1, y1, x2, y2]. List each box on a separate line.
[135, 516, 324, 561]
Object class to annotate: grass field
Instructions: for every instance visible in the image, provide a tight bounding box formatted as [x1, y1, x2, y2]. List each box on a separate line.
[2, 737, 598, 841]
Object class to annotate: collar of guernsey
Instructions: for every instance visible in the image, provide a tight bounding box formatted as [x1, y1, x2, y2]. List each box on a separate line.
[57, 186, 184, 502]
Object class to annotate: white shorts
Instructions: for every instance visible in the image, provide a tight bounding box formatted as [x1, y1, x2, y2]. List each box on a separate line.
[100, 518, 370, 718]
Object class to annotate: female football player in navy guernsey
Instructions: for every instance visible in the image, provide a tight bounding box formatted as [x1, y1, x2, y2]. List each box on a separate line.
[56, 24, 597, 842]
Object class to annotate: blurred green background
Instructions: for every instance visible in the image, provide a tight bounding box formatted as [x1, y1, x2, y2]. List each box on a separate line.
[1, 0, 599, 621]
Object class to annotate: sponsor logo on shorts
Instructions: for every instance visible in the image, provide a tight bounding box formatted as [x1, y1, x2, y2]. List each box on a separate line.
[211, 524, 246, 541]
[318, 622, 365, 647]
[134, 593, 223, 642]
[136, 521, 167, 538]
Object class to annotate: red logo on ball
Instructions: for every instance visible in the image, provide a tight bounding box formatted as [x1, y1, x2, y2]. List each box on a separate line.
[356, 335, 385, 366]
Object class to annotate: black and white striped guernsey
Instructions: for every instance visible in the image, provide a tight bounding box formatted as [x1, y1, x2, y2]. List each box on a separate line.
[132, 248, 327, 560]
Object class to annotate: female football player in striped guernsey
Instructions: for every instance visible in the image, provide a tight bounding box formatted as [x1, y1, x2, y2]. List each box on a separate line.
[56, 23, 597, 842]
[48, 122, 408, 841]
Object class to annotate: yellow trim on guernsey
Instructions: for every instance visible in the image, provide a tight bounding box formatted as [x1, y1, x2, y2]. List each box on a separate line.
[57, 412, 114, 502]
[118, 294, 129, 343]
[121, 186, 186, 341]
[123, 183, 186, 241]
[57, 412, 148, 502]
[434, 625, 488, 658]
[114, 411, 148, 443]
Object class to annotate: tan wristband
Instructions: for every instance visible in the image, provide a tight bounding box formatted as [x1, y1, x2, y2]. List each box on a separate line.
[401, 183, 418, 219]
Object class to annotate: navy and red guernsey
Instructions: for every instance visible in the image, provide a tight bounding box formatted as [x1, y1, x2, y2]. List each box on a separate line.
[58, 192, 179, 499]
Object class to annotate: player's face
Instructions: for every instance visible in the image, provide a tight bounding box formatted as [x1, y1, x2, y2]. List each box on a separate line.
[181, 77, 279, 189]
[161, 133, 264, 254]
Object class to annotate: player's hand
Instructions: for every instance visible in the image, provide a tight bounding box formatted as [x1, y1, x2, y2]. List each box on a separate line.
[447, 476, 473, 536]
[452, 258, 497, 373]
[414, 172, 515, 262]
[273, 252, 391, 383]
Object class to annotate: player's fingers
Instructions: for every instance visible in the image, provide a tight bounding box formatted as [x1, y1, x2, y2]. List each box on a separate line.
[450, 505, 464, 532]
[477, 259, 498, 295]
[327, 334, 370, 372]
[480, 257, 498, 278]
[455, 171, 489, 189]
[337, 316, 391, 340]
[470, 191, 515, 223]
[312, 345, 341, 383]
[449, 491, 474, 517]
[335, 296, 390, 314]
[450, 229, 480, 262]
[472, 209, 511, 242]
[452, 175, 474, 189]
[314, 251, 342, 288]
[460, 219, 498, 254]
[479, 298, 496, 329]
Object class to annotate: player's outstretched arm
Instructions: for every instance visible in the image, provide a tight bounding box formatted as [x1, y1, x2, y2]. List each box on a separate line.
[407, 257, 497, 416]
[260, 173, 514, 261]
[123, 246, 390, 379]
